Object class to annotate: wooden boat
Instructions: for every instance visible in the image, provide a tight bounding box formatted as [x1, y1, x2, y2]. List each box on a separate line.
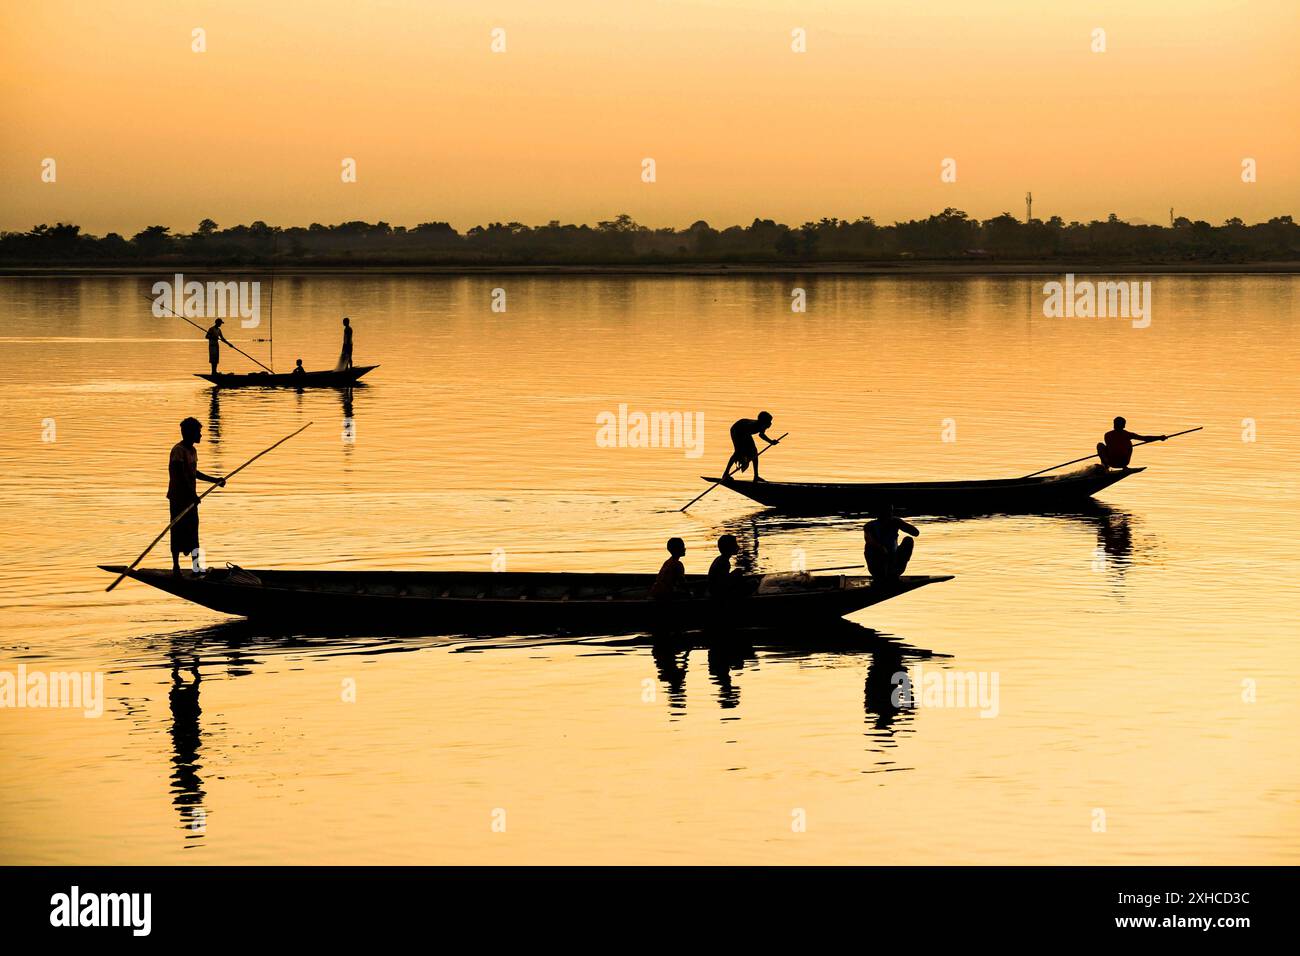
[196, 365, 378, 388]
[701, 465, 1143, 515]
[99, 565, 953, 635]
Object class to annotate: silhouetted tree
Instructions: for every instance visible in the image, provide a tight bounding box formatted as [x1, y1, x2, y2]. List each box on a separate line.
[2, 210, 1295, 265]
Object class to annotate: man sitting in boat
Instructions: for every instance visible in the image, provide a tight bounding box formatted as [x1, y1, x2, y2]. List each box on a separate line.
[724, 411, 779, 482]
[708, 534, 747, 598]
[168, 417, 226, 575]
[1097, 417, 1166, 469]
[649, 537, 688, 600]
[864, 505, 919, 581]
[291, 359, 306, 376]
[205, 318, 231, 375]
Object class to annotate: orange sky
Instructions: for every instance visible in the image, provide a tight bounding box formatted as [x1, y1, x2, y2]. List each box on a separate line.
[1, 0, 1296, 234]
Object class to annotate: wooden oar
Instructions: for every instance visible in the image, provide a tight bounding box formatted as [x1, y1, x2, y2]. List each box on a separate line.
[679, 432, 789, 512]
[105, 423, 313, 592]
[141, 292, 274, 373]
[1021, 426, 1203, 479]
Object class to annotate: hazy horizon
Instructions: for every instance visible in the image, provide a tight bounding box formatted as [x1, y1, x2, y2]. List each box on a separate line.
[3, 0, 1297, 235]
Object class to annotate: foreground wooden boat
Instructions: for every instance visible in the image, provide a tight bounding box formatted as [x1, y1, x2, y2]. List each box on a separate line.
[99, 565, 953, 635]
[196, 364, 378, 388]
[702, 465, 1143, 515]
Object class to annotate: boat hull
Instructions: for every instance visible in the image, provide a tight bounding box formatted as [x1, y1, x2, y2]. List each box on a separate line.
[702, 466, 1144, 515]
[196, 365, 378, 388]
[99, 566, 952, 635]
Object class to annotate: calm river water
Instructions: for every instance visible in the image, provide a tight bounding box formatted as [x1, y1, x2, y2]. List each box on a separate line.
[0, 273, 1296, 863]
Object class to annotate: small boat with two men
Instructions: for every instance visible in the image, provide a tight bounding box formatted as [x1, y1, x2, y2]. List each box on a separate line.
[704, 464, 1144, 515]
[703, 412, 1181, 515]
[199, 315, 376, 388]
[197, 364, 378, 388]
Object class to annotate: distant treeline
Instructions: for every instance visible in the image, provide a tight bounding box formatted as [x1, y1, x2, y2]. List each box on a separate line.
[3, 209, 1297, 266]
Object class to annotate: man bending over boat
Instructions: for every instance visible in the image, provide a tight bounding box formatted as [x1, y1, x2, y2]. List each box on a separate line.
[864, 505, 919, 581]
[650, 537, 688, 600]
[168, 417, 225, 575]
[724, 411, 779, 482]
[205, 318, 231, 375]
[1097, 417, 1166, 469]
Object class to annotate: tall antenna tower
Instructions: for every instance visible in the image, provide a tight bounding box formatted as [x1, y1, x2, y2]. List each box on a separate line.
[1025, 192, 1033, 223]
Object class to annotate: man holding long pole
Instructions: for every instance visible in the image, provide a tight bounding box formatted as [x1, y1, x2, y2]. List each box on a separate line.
[169, 417, 226, 575]
[205, 318, 232, 375]
[1097, 416, 1167, 469]
[724, 411, 780, 483]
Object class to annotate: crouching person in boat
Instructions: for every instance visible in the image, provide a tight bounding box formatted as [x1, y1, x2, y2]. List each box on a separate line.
[724, 411, 779, 482]
[168, 417, 225, 575]
[864, 505, 918, 582]
[649, 537, 689, 600]
[1097, 417, 1166, 469]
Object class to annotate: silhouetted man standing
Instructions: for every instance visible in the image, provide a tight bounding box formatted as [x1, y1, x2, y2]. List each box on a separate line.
[205, 319, 231, 375]
[340, 316, 354, 370]
[168, 417, 225, 574]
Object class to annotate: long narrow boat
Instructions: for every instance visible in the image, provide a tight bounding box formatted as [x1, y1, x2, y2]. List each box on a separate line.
[701, 465, 1143, 515]
[99, 565, 953, 635]
[196, 365, 378, 388]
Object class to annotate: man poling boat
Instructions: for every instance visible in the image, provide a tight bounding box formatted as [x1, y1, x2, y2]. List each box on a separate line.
[104, 423, 313, 593]
[140, 289, 274, 375]
[724, 411, 780, 482]
[680, 428, 789, 511]
[205, 319, 232, 375]
[168, 417, 226, 574]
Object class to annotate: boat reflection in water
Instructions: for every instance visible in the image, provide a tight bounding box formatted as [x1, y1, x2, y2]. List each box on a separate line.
[716, 500, 1144, 584]
[634, 619, 945, 724]
[133, 614, 947, 844]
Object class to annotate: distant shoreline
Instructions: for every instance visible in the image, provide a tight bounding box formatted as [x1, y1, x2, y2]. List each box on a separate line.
[3, 260, 1298, 278]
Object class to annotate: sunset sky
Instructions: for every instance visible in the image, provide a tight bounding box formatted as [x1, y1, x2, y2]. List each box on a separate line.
[1, 0, 1296, 234]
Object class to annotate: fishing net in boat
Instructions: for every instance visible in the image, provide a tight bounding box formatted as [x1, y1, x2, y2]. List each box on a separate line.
[223, 563, 263, 586]
[756, 571, 814, 593]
